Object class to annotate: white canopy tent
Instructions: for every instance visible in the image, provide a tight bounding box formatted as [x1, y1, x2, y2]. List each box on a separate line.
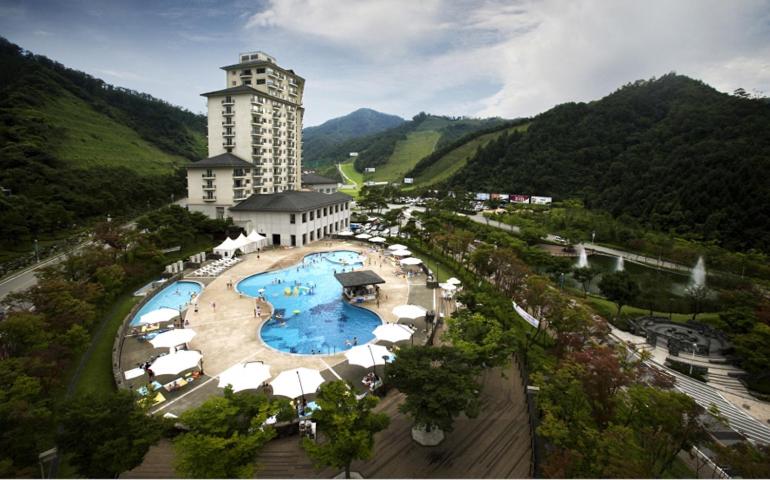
[246, 230, 268, 251]
[446, 277, 462, 285]
[345, 344, 393, 369]
[150, 350, 202, 376]
[149, 329, 197, 350]
[218, 361, 271, 393]
[214, 236, 238, 258]
[139, 307, 179, 325]
[270, 368, 326, 399]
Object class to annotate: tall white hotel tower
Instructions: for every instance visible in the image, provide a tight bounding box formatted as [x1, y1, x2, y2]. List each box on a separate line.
[187, 51, 305, 217]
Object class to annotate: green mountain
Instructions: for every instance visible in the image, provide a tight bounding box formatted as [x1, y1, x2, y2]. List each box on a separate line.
[302, 108, 404, 166]
[0, 37, 206, 246]
[446, 74, 770, 252]
[337, 113, 507, 184]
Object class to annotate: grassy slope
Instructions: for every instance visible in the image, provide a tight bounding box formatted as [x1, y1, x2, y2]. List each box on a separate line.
[585, 294, 721, 325]
[413, 124, 530, 188]
[338, 160, 363, 198]
[370, 130, 441, 182]
[38, 92, 190, 175]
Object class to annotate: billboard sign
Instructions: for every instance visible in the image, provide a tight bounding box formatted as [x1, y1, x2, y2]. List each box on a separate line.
[510, 194, 530, 204]
[365, 167, 376, 173]
[403, 177, 414, 184]
[349, 152, 359, 157]
[475, 192, 490, 201]
[531, 196, 553, 205]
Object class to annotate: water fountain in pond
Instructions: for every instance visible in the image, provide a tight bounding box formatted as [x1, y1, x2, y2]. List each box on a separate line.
[690, 256, 706, 288]
[576, 245, 589, 268]
[615, 256, 625, 271]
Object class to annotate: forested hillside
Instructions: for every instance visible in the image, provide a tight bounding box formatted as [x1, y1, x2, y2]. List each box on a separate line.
[302, 108, 404, 165]
[0, 37, 206, 250]
[448, 74, 770, 252]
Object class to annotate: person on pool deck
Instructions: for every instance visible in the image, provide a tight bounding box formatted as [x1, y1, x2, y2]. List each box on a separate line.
[353, 337, 358, 346]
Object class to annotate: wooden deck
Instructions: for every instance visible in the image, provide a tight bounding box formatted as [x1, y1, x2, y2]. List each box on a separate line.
[123, 360, 532, 479]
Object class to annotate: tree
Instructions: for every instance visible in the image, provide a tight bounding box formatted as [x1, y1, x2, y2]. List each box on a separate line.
[715, 441, 770, 478]
[302, 381, 389, 479]
[572, 266, 599, 297]
[598, 271, 640, 320]
[57, 390, 163, 478]
[684, 284, 709, 321]
[174, 388, 280, 478]
[733, 323, 770, 386]
[446, 311, 517, 367]
[386, 346, 481, 436]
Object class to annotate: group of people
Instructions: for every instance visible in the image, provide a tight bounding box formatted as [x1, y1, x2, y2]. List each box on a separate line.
[362, 372, 381, 391]
[344, 336, 359, 347]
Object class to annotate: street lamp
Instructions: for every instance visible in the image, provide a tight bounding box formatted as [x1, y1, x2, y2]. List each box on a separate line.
[689, 342, 697, 376]
[33, 238, 39, 263]
[591, 230, 595, 244]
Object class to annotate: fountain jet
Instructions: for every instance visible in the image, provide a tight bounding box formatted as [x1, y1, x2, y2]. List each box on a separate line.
[615, 256, 625, 271]
[576, 245, 589, 268]
[690, 256, 706, 288]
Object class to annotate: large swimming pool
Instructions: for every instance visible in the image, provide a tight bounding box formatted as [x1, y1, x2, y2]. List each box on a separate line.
[130, 281, 202, 326]
[237, 250, 382, 355]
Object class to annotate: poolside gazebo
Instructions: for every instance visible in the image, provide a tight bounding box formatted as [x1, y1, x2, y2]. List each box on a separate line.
[334, 270, 386, 303]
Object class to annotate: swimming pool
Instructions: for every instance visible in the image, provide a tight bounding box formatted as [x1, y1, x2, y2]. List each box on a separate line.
[237, 250, 382, 355]
[130, 281, 203, 326]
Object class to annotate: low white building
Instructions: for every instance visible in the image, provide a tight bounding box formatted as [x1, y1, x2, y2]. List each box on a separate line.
[228, 191, 352, 247]
[301, 172, 338, 193]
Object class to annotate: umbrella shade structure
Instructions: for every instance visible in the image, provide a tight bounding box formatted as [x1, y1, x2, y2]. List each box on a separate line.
[373, 323, 414, 343]
[392, 304, 427, 320]
[390, 249, 412, 257]
[355, 233, 372, 239]
[217, 361, 271, 393]
[139, 307, 179, 325]
[270, 367, 326, 399]
[368, 236, 386, 243]
[338, 230, 355, 236]
[149, 329, 197, 350]
[446, 277, 462, 285]
[345, 344, 393, 369]
[387, 244, 408, 250]
[150, 350, 202, 376]
[400, 257, 423, 266]
[438, 282, 457, 291]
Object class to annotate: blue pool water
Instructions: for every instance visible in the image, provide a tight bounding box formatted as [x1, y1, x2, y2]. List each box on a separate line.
[237, 250, 382, 355]
[130, 281, 202, 326]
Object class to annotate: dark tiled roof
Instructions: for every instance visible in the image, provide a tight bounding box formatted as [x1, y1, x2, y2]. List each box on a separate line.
[200, 85, 260, 97]
[301, 173, 337, 185]
[230, 191, 352, 213]
[219, 60, 306, 82]
[186, 153, 253, 169]
[334, 270, 385, 288]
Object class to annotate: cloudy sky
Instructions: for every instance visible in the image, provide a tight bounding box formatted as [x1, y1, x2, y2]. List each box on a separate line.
[1, 0, 769, 126]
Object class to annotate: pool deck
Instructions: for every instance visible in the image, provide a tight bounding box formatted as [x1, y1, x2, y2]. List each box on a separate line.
[140, 241, 410, 414]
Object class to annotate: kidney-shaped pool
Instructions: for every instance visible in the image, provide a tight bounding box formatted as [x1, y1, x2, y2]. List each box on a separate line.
[237, 250, 382, 355]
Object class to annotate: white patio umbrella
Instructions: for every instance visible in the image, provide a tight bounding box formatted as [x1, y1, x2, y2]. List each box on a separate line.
[218, 361, 271, 393]
[373, 323, 414, 343]
[355, 233, 372, 239]
[149, 329, 197, 350]
[392, 304, 427, 320]
[270, 367, 326, 399]
[139, 307, 179, 325]
[446, 277, 462, 285]
[345, 344, 393, 369]
[337, 230, 355, 237]
[388, 244, 408, 250]
[390, 249, 412, 257]
[150, 350, 202, 376]
[438, 282, 457, 291]
[368, 236, 386, 243]
[400, 257, 423, 266]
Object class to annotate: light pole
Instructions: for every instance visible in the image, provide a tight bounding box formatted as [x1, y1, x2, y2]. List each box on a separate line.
[690, 342, 697, 376]
[33, 238, 39, 263]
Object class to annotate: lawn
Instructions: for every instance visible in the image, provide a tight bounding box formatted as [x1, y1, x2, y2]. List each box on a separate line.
[584, 294, 721, 325]
[370, 130, 440, 183]
[338, 160, 362, 199]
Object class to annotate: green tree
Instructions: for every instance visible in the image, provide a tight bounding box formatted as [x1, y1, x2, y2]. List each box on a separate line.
[598, 271, 640, 320]
[174, 389, 279, 478]
[715, 441, 770, 478]
[386, 346, 481, 434]
[446, 311, 517, 367]
[733, 323, 770, 385]
[302, 381, 389, 479]
[57, 390, 163, 478]
[572, 266, 599, 297]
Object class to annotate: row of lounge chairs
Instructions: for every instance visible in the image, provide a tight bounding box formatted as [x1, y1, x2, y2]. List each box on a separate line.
[190, 257, 241, 277]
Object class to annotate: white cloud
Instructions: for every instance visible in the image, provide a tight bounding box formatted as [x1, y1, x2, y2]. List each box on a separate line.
[243, 0, 770, 124]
